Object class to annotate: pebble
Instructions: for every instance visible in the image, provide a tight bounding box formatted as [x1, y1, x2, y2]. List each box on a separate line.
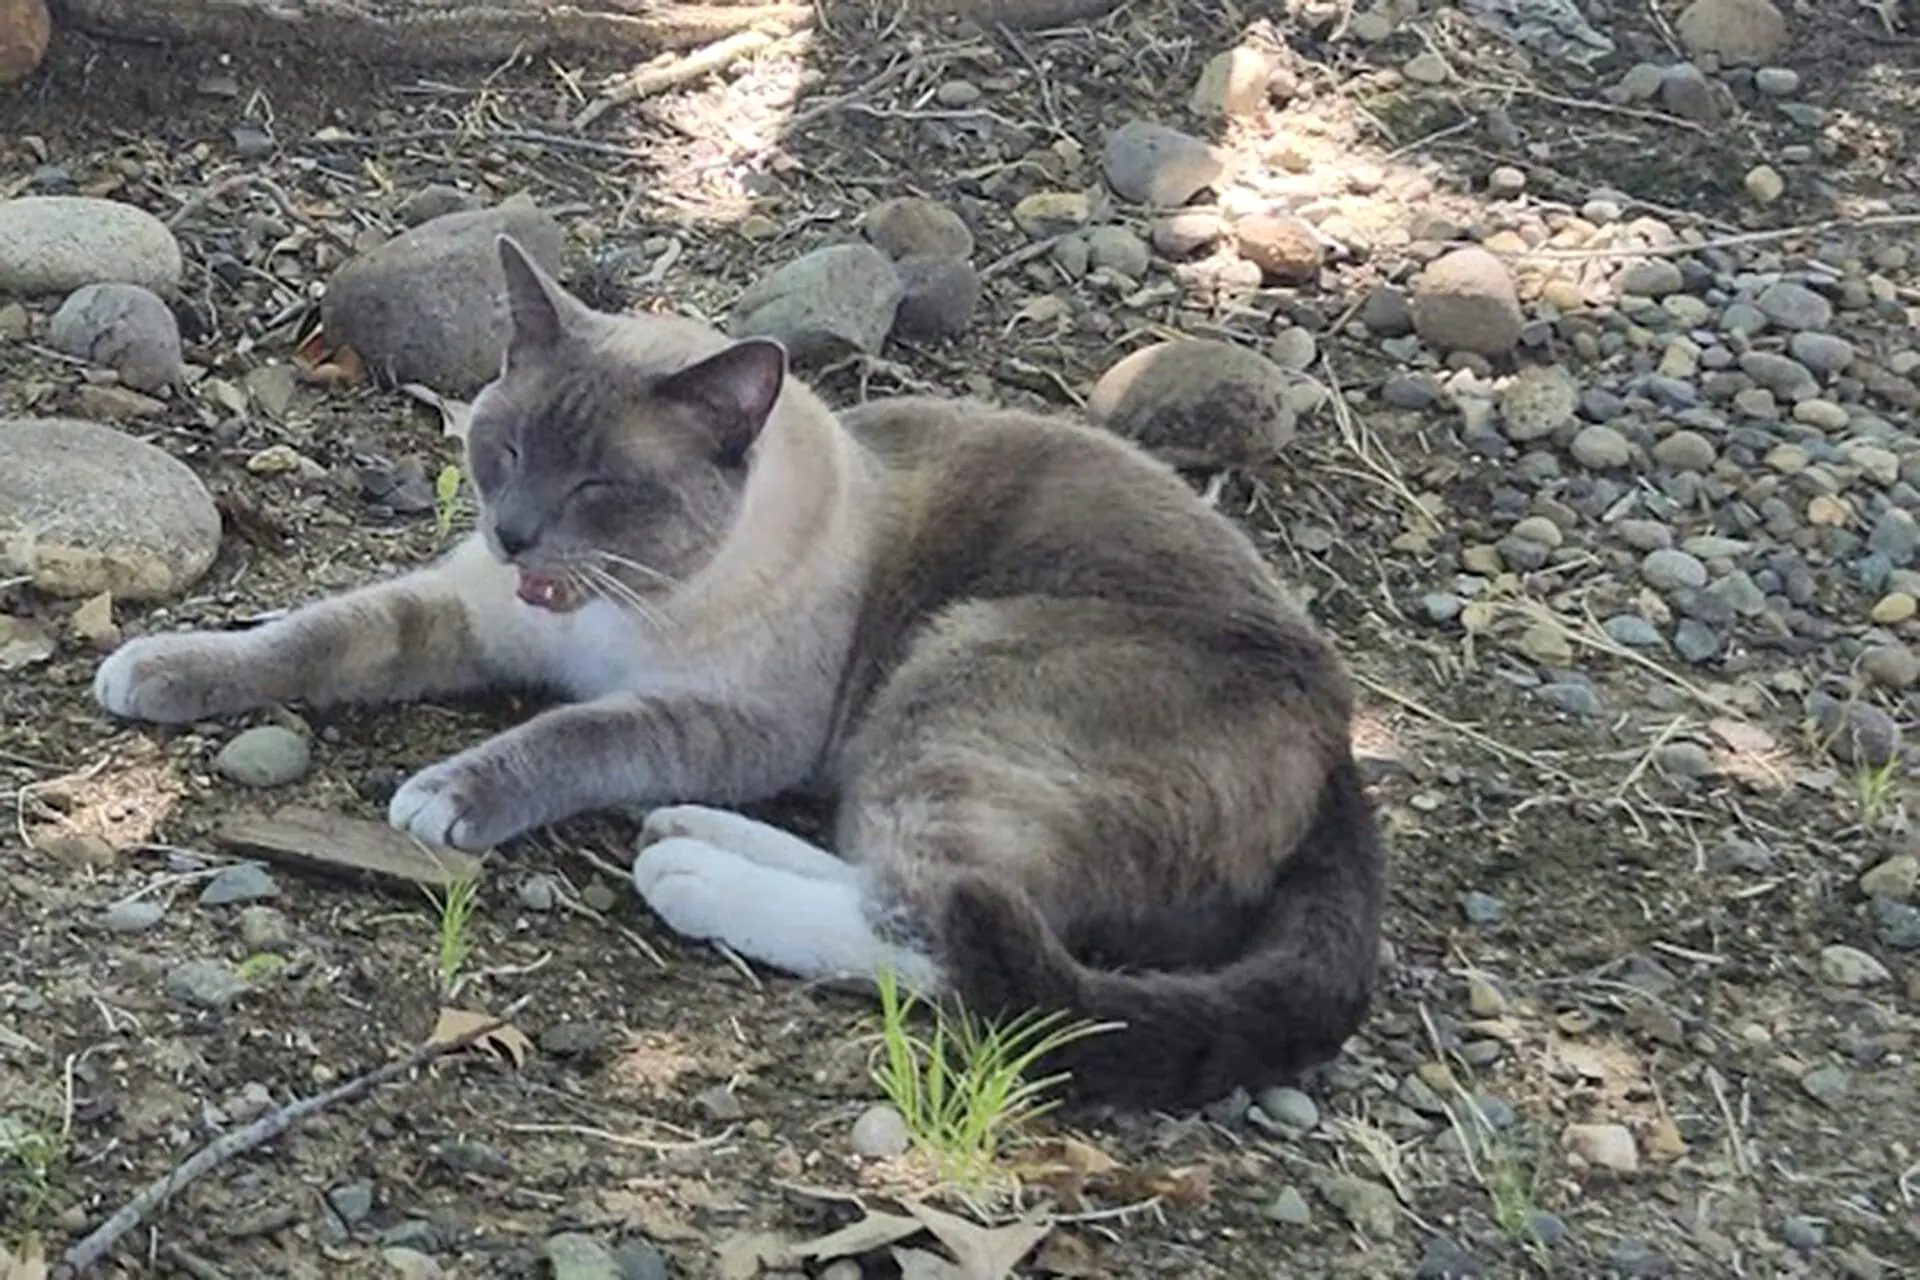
[1267, 327, 1317, 372]
[1, 417, 222, 601]
[731, 242, 902, 362]
[166, 959, 249, 1010]
[545, 1233, 622, 1280]
[199, 862, 281, 905]
[1744, 165, 1784, 206]
[214, 725, 312, 787]
[1799, 1064, 1849, 1108]
[1781, 1216, 1825, 1252]
[397, 184, 483, 226]
[1660, 63, 1720, 124]
[1234, 214, 1322, 284]
[1263, 1185, 1313, 1225]
[1754, 280, 1833, 332]
[850, 1103, 911, 1158]
[47, 283, 186, 393]
[890, 254, 981, 340]
[518, 874, 558, 912]
[1789, 330, 1854, 374]
[1563, 1122, 1639, 1173]
[1254, 1085, 1319, 1132]
[1818, 944, 1890, 986]
[0, 196, 184, 295]
[1570, 424, 1632, 469]
[1754, 67, 1800, 96]
[103, 899, 165, 933]
[238, 905, 293, 951]
[861, 196, 974, 261]
[1412, 248, 1523, 356]
[1190, 46, 1281, 119]
[1808, 691, 1901, 767]
[1862, 644, 1920, 689]
[1314, 1173, 1399, 1238]
[1087, 339, 1296, 468]
[1402, 52, 1449, 85]
[1651, 430, 1716, 472]
[1416, 1238, 1486, 1278]
[1641, 548, 1708, 592]
[328, 1181, 375, 1225]
[1011, 191, 1091, 238]
[1500, 363, 1579, 440]
[1150, 211, 1225, 257]
[1460, 891, 1505, 925]
[1675, 0, 1787, 65]
[1860, 854, 1917, 902]
[1100, 120, 1227, 208]
[321, 193, 566, 396]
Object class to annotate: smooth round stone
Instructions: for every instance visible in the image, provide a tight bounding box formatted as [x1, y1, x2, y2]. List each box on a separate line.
[1509, 515, 1562, 547]
[1872, 592, 1917, 624]
[1256, 1086, 1320, 1132]
[849, 1103, 911, 1158]
[1652, 430, 1716, 472]
[0, 195, 184, 295]
[1754, 67, 1800, 96]
[0, 417, 221, 600]
[214, 726, 312, 788]
[1793, 399, 1850, 430]
[103, 899, 166, 933]
[1642, 548, 1709, 591]
[1570, 424, 1632, 469]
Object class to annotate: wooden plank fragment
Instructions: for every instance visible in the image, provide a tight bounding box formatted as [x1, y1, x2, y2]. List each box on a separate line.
[213, 805, 484, 890]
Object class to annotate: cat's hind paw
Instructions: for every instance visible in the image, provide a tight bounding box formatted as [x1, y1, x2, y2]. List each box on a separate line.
[632, 836, 755, 942]
[94, 631, 251, 724]
[639, 805, 857, 883]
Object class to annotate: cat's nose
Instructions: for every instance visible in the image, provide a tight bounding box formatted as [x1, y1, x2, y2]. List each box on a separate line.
[495, 524, 533, 558]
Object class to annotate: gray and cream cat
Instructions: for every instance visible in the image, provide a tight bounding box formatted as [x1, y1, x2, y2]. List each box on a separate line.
[94, 236, 1385, 1108]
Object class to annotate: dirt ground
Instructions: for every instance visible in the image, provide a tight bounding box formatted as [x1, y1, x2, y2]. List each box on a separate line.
[3, 1, 1920, 1277]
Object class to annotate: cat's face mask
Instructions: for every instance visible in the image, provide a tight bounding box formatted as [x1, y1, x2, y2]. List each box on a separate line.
[461, 236, 786, 616]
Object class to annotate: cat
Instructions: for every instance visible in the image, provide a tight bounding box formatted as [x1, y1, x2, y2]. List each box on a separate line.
[94, 235, 1386, 1109]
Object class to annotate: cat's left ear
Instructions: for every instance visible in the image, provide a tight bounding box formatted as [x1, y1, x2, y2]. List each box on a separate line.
[656, 339, 788, 468]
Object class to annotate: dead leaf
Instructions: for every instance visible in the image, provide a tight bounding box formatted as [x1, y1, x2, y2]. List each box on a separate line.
[1031, 1230, 1103, 1277]
[0, 1235, 47, 1280]
[291, 325, 366, 386]
[1708, 717, 1775, 754]
[794, 1210, 924, 1262]
[1144, 1163, 1213, 1208]
[905, 1200, 1051, 1280]
[399, 382, 474, 440]
[0, 615, 55, 671]
[428, 1008, 533, 1068]
[1010, 1136, 1119, 1210]
[1645, 1116, 1687, 1161]
[598, 1188, 703, 1241]
[714, 1229, 795, 1280]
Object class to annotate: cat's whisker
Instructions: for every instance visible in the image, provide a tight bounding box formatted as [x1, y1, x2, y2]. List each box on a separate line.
[590, 549, 683, 591]
[579, 565, 672, 630]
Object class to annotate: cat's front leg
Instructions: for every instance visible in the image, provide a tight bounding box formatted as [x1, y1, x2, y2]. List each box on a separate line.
[95, 538, 509, 725]
[388, 693, 807, 850]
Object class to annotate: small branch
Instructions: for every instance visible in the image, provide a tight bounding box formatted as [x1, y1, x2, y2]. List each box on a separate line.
[573, 28, 781, 131]
[59, 999, 530, 1277]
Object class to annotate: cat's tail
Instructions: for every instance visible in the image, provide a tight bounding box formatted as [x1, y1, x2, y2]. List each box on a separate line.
[937, 754, 1384, 1111]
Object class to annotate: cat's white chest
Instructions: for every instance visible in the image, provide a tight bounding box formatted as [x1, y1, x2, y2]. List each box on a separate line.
[524, 598, 663, 699]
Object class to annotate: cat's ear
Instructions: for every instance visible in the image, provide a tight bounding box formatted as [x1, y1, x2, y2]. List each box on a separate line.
[497, 235, 577, 357]
[655, 339, 788, 467]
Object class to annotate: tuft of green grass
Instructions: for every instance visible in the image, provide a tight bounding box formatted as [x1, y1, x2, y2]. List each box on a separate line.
[0, 1104, 70, 1240]
[421, 869, 481, 999]
[867, 967, 1117, 1196]
[1850, 757, 1904, 827]
[434, 463, 465, 540]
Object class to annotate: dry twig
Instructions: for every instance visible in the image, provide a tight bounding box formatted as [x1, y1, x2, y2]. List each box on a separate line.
[60, 999, 530, 1276]
[573, 29, 783, 130]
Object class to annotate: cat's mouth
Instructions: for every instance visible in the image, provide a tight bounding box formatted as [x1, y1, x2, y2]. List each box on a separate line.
[515, 570, 588, 613]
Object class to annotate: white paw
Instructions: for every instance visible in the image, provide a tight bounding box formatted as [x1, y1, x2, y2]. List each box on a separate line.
[640, 805, 856, 882]
[632, 837, 750, 941]
[94, 631, 242, 723]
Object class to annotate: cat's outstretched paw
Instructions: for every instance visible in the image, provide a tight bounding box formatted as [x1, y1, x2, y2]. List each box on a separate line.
[389, 753, 538, 850]
[632, 836, 753, 942]
[94, 631, 252, 724]
[639, 805, 857, 882]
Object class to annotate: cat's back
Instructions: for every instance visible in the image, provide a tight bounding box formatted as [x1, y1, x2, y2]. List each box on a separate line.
[841, 395, 1285, 619]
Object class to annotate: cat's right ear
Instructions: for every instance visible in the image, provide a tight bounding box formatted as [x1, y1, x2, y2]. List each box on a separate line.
[655, 339, 788, 468]
[497, 235, 575, 358]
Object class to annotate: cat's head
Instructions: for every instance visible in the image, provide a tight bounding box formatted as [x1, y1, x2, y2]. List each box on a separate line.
[463, 235, 788, 615]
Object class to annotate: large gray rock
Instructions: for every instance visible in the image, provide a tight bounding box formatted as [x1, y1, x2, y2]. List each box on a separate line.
[320, 193, 567, 396]
[47, 283, 186, 393]
[0, 417, 221, 600]
[1412, 247, 1524, 356]
[1675, 0, 1787, 65]
[1101, 121, 1228, 209]
[1087, 339, 1296, 468]
[0, 196, 183, 296]
[729, 243, 902, 362]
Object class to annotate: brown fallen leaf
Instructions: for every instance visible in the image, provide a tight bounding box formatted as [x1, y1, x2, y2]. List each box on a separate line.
[1032, 1229, 1104, 1277]
[0, 1236, 47, 1280]
[793, 1209, 924, 1262]
[428, 1008, 534, 1068]
[714, 1229, 795, 1280]
[1010, 1135, 1120, 1211]
[905, 1200, 1051, 1280]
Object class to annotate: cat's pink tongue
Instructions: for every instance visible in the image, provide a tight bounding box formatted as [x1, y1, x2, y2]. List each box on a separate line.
[516, 571, 564, 610]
